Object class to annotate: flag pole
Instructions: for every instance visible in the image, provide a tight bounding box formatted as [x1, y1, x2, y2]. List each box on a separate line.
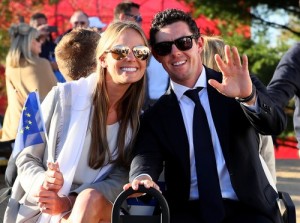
[35, 91, 53, 163]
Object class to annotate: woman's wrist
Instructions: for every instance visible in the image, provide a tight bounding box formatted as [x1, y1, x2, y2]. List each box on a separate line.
[61, 195, 73, 212]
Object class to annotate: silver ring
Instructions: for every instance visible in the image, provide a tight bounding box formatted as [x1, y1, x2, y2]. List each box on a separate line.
[42, 204, 46, 210]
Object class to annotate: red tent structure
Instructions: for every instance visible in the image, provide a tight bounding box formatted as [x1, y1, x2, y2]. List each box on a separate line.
[42, 0, 220, 38]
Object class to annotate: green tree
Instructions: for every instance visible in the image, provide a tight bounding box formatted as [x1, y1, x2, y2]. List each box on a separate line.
[185, 0, 298, 81]
[185, 0, 300, 37]
[183, 0, 299, 85]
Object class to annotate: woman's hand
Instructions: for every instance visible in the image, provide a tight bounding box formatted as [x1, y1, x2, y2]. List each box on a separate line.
[43, 162, 64, 193]
[35, 186, 71, 215]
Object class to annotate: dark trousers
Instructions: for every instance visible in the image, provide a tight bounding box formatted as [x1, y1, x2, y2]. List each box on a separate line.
[170, 199, 274, 223]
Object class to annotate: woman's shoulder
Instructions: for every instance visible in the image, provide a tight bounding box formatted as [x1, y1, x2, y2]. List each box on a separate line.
[28, 57, 52, 71]
[33, 56, 50, 64]
[67, 72, 98, 95]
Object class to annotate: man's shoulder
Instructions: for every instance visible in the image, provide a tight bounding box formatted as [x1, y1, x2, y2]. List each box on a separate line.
[55, 29, 72, 44]
[292, 42, 300, 49]
[205, 66, 222, 82]
[142, 92, 175, 118]
[288, 42, 300, 56]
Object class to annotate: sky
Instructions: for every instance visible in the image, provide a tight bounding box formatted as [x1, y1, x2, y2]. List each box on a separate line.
[251, 6, 290, 47]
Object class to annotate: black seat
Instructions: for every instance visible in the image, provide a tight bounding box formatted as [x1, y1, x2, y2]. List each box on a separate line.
[0, 140, 13, 159]
[278, 191, 296, 223]
[0, 139, 14, 174]
[112, 185, 170, 223]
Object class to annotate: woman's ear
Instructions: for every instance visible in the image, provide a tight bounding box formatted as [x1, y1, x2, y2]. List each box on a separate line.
[99, 55, 107, 68]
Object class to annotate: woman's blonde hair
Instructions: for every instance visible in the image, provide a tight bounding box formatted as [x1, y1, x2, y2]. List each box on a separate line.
[6, 23, 39, 67]
[90, 21, 149, 169]
[201, 35, 225, 72]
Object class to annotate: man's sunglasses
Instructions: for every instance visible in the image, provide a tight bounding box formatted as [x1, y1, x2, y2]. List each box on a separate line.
[125, 13, 143, 23]
[74, 21, 86, 26]
[153, 34, 199, 56]
[105, 45, 150, 61]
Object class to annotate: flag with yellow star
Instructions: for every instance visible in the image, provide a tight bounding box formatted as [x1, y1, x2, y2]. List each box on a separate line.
[12, 91, 45, 158]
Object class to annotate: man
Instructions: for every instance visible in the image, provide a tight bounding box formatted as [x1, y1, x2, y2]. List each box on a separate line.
[55, 28, 100, 81]
[55, 10, 89, 44]
[49, 10, 89, 83]
[124, 9, 286, 223]
[201, 35, 276, 183]
[69, 10, 90, 28]
[267, 42, 300, 150]
[266, 0, 300, 151]
[113, 1, 143, 24]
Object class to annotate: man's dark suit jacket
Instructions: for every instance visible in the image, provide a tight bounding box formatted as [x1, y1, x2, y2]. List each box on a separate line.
[267, 42, 300, 149]
[130, 67, 286, 223]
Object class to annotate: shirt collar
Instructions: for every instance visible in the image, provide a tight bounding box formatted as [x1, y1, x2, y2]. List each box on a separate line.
[171, 67, 207, 100]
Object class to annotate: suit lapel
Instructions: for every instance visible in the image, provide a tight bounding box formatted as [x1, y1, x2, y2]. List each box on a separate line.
[160, 89, 191, 173]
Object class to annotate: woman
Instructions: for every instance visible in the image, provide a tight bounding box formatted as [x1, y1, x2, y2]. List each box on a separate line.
[0, 23, 57, 142]
[4, 21, 150, 223]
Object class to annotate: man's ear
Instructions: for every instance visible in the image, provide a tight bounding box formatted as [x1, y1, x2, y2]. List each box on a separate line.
[151, 50, 161, 63]
[119, 13, 126, 21]
[197, 36, 204, 53]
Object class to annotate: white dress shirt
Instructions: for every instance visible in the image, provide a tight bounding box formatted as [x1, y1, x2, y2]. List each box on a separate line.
[171, 68, 238, 200]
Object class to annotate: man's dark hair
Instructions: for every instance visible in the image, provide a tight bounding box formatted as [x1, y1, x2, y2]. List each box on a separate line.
[30, 12, 48, 22]
[149, 9, 200, 46]
[114, 2, 140, 20]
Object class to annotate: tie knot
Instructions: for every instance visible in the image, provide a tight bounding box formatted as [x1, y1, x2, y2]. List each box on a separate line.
[184, 87, 203, 103]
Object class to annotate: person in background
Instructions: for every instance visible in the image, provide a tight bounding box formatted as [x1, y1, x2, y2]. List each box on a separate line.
[0, 23, 57, 143]
[114, 1, 169, 110]
[267, 42, 300, 152]
[55, 27, 101, 81]
[29, 13, 56, 67]
[201, 35, 277, 184]
[88, 16, 107, 33]
[4, 21, 150, 223]
[55, 10, 89, 44]
[113, 1, 142, 25]
[3, 27, 101, 194]
[143, 56, 169, 110]
[124, 9, 286, 223]
[30, 12, 65, 83]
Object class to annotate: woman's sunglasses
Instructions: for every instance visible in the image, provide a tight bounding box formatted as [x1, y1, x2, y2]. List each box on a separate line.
[105, 45, 150, 61]
[153, 34, 199, 56]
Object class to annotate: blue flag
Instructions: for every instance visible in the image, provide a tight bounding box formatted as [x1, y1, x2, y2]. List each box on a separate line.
[12, 92, 46, 157]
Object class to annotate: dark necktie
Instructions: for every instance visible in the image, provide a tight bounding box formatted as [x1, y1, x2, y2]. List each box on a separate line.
[185, 88, 225, 223]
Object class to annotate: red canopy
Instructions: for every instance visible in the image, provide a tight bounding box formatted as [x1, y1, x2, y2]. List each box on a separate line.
[42, 0, 220, 38]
